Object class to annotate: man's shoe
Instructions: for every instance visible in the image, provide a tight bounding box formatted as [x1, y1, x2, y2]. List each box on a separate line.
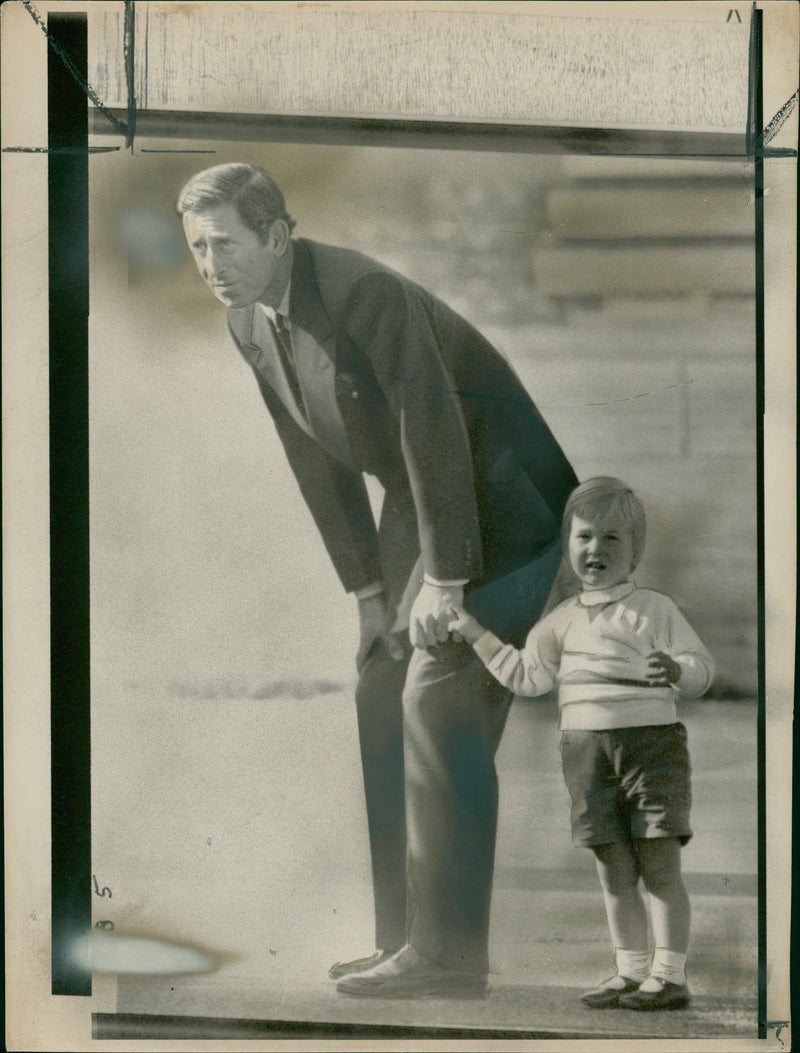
[580, 975, 641, 1008]
[619, 979, 691, 1011]
[328, 950, 394, 981]
[336, 944, 487, 999]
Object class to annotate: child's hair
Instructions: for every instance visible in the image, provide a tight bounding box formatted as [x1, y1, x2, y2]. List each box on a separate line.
[561, 477, 647, 570]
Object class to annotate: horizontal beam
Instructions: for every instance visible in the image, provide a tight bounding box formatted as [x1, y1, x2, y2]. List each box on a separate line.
[90, 108, 751, 159]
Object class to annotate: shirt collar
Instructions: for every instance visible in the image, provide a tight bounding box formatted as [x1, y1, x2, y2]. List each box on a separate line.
[257, 280, 292, 327]
[578, 580, 636, 607]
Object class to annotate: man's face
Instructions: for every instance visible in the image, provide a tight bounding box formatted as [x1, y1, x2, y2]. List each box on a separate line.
[182, 203, 286, 309]
[568, 513, 635, 591]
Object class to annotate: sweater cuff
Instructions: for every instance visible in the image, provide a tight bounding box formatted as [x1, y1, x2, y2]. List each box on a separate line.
[674, 654, 714, 698]
[473, 630, 507, 666]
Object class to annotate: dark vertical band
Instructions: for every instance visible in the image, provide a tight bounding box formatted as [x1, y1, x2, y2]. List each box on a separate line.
[48, 12, 91, 996]
[750, 5, 766, 1040]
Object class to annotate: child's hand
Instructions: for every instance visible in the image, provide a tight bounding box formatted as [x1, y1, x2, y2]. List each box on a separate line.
[447, 607, 484, 645]
[646, 651, 681, 686]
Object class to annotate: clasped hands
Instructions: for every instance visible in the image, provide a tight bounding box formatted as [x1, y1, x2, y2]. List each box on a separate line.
[357, 581, 484, 670]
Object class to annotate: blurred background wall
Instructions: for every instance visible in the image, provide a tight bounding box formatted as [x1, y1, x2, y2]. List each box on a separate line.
[89, 140, 757, 698]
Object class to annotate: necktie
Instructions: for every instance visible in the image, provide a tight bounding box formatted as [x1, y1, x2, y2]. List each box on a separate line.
[270, 313, 306, 419]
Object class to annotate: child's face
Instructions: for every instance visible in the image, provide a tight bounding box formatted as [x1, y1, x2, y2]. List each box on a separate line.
[568, 513, 635, 591]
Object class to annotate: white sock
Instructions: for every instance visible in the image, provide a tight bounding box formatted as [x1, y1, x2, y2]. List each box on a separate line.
[613, 948, 650, 983]
[639, 947, 687, 991]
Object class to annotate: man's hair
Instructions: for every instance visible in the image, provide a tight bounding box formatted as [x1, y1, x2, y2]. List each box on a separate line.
[176, 164, 297, 239]
[561, 476, 647, 569]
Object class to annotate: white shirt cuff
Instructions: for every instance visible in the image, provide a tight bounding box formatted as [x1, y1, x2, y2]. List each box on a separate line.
[354, 581, 385, 601]
[423, 574, 469, 588]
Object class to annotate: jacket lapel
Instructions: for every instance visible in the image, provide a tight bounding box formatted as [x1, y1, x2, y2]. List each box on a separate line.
[228, 302, 309, 431]
[228, 244, 354, 468]
[227, 302, 257, 350]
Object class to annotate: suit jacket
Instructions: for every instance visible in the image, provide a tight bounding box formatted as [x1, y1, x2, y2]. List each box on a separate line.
[227, 238, 577, 612]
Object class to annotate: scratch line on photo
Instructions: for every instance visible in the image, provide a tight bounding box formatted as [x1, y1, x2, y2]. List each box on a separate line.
[585, 378, 695, 407]
[21, 0, 129, 141]
[761, 89, 799, 148]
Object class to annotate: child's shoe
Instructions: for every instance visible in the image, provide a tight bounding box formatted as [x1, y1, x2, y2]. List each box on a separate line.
[619, 977, 691, 1011]
[580, 974, 641, 1008]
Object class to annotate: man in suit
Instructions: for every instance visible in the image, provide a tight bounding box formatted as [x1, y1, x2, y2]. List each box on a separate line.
[178, 163, 577, 997]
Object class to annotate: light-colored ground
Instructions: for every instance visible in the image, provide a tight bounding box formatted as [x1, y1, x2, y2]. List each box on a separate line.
[92, 682, 757, 1039]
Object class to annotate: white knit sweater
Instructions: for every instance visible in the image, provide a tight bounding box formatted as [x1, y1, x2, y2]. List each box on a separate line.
[472, 581, 714, 730]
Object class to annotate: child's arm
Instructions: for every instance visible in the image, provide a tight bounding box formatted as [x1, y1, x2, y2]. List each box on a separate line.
[449, 608, 560, 697]
[645, 600, 715, 698]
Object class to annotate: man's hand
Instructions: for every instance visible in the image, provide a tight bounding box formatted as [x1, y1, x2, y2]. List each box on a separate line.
[356, 592, 405, 671]
[646, 650, 681, 686]
[409, 581, 464, 649]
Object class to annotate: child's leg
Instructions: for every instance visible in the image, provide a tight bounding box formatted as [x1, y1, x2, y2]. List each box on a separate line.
[634, 837, 690, 955]
[581, 841, 650, 1007]
[617, 837, 691, 1010]
[592, 841, 649, 952]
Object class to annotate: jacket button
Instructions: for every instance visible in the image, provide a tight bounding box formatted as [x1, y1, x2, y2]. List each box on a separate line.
[352, 390, 359, 399]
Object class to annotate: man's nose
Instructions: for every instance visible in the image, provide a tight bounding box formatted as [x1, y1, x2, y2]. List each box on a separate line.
[203, 248, 220, 281]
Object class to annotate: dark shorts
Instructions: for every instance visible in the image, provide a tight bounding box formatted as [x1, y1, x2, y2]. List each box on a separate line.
[560, 723, 693, 848]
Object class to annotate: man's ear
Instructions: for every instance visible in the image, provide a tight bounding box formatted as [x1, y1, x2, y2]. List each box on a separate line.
[269, 218, 290, 255]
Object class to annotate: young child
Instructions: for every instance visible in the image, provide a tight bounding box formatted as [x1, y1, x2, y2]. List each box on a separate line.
[449, 477, 714, 1011]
